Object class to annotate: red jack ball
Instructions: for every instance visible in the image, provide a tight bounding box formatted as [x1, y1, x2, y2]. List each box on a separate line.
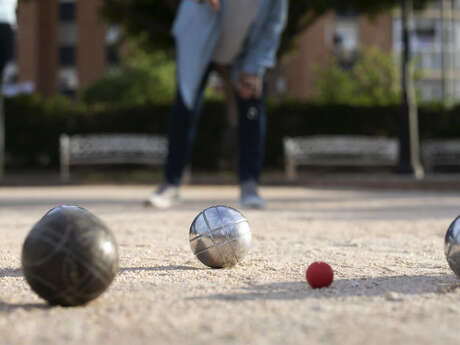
[306, 262, 334, 288]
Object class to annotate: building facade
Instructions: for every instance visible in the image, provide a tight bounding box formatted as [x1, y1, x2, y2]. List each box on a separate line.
[13, 0, 117, 97]
[277, 0, 460, 103]
[274, 11, 393, 99]
[6, 0, 460, 103]
[393, 0, 460, 102]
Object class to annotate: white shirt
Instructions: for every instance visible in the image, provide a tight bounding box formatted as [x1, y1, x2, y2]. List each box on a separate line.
[212, 0, 262, 65]
[0, 0, 17, 25]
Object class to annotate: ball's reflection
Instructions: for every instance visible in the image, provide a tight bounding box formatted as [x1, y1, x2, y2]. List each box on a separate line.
[189, 206, 252, 268]
[445, 216, 460, 278]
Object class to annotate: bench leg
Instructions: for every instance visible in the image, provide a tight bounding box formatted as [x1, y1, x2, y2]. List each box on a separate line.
[285, 155, 297, 181]
[60, 135, 70, 182]
[61, 164, 70, 182]
[182, 166, 192, 185]
[423, 161, 433, 175]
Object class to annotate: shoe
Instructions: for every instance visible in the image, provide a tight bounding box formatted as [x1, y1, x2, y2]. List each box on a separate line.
[240, 180, 266, 209]
[144, 183, 180, 208]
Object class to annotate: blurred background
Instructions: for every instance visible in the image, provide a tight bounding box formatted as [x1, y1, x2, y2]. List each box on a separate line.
[3, 0, 460, 184]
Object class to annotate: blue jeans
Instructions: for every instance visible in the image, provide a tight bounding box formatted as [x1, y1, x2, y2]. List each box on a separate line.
[165, 65, 266, 186]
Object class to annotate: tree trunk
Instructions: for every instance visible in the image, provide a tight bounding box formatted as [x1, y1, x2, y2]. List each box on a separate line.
[397, 0, 424, 179]
[440, 0, 452, 106]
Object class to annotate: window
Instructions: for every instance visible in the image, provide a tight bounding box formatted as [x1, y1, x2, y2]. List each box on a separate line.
[59, 22, 77, 45]
[417, 80, 443, 101]
[58, 0, 77, 94]
[106, 26, 121, 66]
[333, 17, 359, 69]
[58, 67, 78, 96]
[59, 2, 75, 22]
[59, 46, 76, 67]
[106, 46, 119, 65]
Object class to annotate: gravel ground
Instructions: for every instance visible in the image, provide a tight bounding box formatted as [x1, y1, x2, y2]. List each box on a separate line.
[0, 184, 460, 345]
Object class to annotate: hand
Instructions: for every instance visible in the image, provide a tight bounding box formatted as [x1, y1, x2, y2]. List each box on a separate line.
[236, 73, 263, 100]
[195, 0, 220, 11]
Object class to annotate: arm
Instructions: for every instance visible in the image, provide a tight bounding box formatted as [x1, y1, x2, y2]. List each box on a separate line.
[236, 0, 288, 99]
[240, 0, 288, 77]
[195, 0, 220, 11]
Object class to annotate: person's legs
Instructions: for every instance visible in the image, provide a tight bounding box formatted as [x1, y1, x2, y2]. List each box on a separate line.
[235, 84, 267, 208]
[236, 85, 266, 183]
[145, 64, 212, 208]
[165, 87, 206, 186]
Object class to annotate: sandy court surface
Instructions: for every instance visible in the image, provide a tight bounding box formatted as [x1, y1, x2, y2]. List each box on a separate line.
[0, 184, 460, 345]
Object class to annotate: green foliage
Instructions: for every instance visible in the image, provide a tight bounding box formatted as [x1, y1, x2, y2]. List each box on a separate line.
[102, 0, 435, 57]
[102, 0, 178, 52]
[314, 48, 401, 106]
[82, 43, 176, 107]
[4, 94, 85, 167]
[5, 94, 460, 170]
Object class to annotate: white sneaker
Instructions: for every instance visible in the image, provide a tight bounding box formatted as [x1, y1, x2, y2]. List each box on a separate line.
[144, 183, 180, 209]
[240, 180, 266, 209]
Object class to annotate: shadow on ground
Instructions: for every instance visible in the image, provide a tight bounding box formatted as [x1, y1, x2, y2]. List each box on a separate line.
[2, 192, 460, 221]
[0, 268, 22, 277]
[0, 301, 50, 312]
[0, 197, 238, 212]
[119, 265, 204, 273]
[191, 274, 460, 301]
[0, 198, 144, 208]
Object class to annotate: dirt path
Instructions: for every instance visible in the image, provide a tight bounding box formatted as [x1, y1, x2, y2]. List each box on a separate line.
[0, 185, 459, 345]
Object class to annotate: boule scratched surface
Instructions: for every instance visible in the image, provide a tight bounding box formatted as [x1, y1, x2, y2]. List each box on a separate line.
[445, 215, 460, 278]
[189, 205, 251, 268]
[21, 205, 119, 306]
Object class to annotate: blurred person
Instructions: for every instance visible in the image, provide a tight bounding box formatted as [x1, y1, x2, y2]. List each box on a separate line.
[0, 0, 15, 85]
[145, 0, 287, 209]
[0, 0, 17, 180]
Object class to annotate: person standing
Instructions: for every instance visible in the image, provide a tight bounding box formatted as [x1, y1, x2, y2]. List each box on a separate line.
[0, 0, 17, 180]
[145, 0, 288, 209]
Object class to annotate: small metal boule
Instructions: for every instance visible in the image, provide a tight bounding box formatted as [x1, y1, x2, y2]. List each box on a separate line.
[445, 215, 460, 278]
[21, 205, 119, 306]
[189, 205, 252, 268]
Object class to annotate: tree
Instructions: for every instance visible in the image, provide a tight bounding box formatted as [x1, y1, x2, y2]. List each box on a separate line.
[102, 0, 435, 177]
[82, 46, 176, 107]
[397, 0, 424, 178]
[314, 47, 401, 106]
[101, 1, 431, 55]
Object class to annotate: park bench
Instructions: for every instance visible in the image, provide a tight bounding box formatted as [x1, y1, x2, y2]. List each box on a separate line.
[421, 139, 460, 172]
[60, 134, 168, 181]
[283, 135, 398, 180]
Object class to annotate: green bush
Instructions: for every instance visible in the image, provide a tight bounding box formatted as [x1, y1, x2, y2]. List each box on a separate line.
[4, 94, 460, 171]
[82, 46, 176, 107]
[314, 47, 401, 106]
